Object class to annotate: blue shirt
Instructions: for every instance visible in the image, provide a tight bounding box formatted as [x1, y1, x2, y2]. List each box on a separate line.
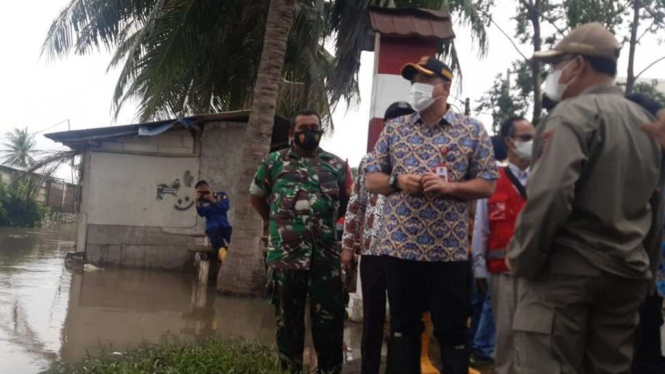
[196, 192, 231, 230]
[657, 242, 665, 298]
[366, 111, 498, 262]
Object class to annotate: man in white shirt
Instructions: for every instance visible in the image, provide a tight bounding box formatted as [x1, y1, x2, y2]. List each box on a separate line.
[472, 117, 534, 374]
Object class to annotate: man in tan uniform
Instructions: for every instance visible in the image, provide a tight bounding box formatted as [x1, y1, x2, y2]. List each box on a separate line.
[506, 22, 664, 374]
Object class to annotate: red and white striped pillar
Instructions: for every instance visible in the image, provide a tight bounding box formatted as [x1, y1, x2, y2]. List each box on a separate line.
[367, 35, 440, 152]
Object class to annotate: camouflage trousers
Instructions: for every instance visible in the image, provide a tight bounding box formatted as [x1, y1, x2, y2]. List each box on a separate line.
[268, 262, 346, 374]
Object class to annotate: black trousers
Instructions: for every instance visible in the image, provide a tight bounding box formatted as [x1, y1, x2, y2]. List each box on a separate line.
[634, 293, 664, 365]
[385, 257, 472, 374]
[360, 255, 388, 374]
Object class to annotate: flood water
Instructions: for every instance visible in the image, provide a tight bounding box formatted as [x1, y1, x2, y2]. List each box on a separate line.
[0, 225, 363, 373]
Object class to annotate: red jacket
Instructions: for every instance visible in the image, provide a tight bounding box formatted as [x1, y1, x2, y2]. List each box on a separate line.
[487, 167, 526, 274]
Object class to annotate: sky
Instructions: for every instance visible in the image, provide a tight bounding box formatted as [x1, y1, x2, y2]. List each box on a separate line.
[1, 1, 664, 182]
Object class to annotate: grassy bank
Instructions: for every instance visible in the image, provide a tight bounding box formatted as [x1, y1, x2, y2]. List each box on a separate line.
[46, 339, 283, 374]
[43, 337, 494, 374]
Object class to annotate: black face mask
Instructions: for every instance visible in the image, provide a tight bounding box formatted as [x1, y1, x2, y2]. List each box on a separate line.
[542, 94, 559, 111]
[293, 129, 322, 151]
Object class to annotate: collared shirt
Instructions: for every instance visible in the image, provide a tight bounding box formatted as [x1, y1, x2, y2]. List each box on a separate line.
[196, 191, 232, 230]
[366, 111, 499, 262]
[507, 85, 664, 280]
[472, 162, 529, 278]
[342, 155, 385, 256]
[250, 146, 349, 270]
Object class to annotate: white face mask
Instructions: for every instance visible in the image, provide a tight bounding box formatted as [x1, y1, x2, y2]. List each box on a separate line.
[543, 60, 577, 102]
[409, 83, 440, 112]
[514, 140, 533, 162]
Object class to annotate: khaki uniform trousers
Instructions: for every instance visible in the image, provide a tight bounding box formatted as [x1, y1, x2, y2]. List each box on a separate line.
[512, 272, 648, 374]
[490, 273, 517, 374]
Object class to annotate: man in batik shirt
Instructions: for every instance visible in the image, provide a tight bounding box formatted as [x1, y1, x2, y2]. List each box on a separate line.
[366, 57, 498, 374]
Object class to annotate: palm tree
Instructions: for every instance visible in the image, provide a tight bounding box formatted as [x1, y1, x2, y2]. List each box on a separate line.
[43, 0, 337, 127]
[43, 0, 491, 125]
[218, 0, 492, 295]
[218, 0, 296, 296]
[2, 128, 36, 169]
[329, 0, 491, 103]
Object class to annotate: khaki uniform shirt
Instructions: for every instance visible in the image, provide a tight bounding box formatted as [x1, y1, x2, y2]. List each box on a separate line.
[507, 85, 664, 280]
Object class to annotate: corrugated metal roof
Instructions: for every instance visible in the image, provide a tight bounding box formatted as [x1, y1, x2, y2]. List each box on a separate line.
[368, 7, 455, 40]
[45, 110, 289, 145]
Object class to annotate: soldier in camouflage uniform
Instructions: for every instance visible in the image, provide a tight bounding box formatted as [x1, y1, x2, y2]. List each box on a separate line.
[250, 110, 349, 374]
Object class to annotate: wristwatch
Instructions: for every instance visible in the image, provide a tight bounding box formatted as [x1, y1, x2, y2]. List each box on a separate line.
[389, 174, 400, 191]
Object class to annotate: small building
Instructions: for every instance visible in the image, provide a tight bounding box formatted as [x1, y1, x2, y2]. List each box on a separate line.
[0, 164, 79, 213]
[46, 111, 290, 271]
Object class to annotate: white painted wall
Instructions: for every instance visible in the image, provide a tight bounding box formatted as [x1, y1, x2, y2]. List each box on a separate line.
[84, 151, 199, 228]
[371, 74, 411, 119]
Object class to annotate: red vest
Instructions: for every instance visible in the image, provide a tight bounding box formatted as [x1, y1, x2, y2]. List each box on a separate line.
[487, 167, 527, 274]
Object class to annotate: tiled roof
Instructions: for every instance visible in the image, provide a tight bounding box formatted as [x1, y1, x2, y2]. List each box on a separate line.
[368, 7, 455, 40]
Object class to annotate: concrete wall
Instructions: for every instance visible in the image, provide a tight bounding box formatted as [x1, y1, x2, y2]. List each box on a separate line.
[85, 225, 195, 270]
[44, 182, 79, 212]
[77, 131, 201, 269]
[47, 182, 64, 209]
[76, 152, 93, 253]
[0, 167, 78, 212]
[84, 151, 199, 227]
[62, 184, 78, 212]
[199, 122, 247, 226]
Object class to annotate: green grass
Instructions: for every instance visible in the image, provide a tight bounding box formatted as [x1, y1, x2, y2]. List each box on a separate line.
[46, 339, 283, 374]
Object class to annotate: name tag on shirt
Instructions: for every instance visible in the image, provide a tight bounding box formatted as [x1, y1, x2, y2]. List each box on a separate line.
[434, 164, 449, 182]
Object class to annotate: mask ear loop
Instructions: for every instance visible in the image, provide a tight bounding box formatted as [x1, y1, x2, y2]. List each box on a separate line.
[559, 57, 581, 83]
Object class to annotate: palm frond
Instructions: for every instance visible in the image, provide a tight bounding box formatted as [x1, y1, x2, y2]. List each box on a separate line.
[42, 0, 159, 59]
[1, 128, 37, 168]
[447, 0, 490, 56]
[442, 41, 464, 96]
[329, 0, 370, 106]
[44, 0, 352, 130]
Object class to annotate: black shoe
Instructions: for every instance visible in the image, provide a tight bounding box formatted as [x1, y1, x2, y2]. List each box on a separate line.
[470, 352, 495, 369]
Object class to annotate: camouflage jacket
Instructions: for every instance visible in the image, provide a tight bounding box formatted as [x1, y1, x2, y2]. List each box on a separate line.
[250, 146, 349, 270]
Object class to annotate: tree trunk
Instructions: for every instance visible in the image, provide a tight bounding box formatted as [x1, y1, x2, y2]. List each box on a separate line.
[217, 0, 296, 296]
[531, 0, 543, 124]
[300, 0, 324, 108]
[626, 0, 641, 95]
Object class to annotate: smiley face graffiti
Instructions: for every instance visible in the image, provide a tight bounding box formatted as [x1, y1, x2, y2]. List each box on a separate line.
[156, 171, 196, 211]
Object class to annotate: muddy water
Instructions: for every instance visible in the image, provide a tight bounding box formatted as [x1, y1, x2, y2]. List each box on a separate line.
[0, 225, 75, 373]
[0, 225, 363, 373]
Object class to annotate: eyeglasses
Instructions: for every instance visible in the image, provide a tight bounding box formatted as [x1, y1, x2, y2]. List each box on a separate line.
[544, 56, 578, 74]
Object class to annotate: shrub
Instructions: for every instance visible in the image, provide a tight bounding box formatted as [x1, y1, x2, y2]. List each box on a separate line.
[0, 181, 49, 227]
